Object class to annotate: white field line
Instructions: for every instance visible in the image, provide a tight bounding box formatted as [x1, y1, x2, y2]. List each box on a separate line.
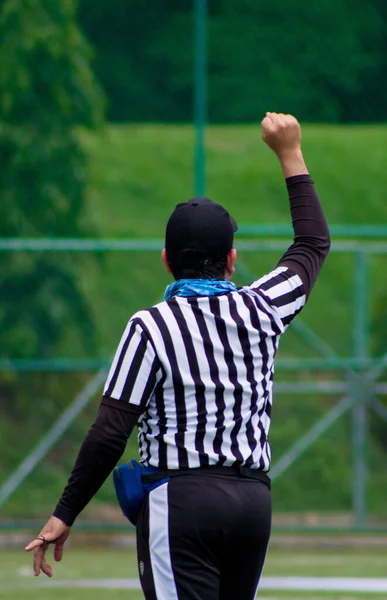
[262, 577, 387, 591]
[4, 576, 387, 593]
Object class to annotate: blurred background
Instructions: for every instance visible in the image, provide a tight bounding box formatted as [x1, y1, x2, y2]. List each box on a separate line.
[1, 0, 387, 596]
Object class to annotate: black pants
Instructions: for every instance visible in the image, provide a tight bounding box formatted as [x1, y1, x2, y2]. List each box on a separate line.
[136, 472, 271, 600]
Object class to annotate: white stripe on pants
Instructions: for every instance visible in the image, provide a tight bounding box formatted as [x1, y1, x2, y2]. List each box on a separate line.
[149, 482, 179, 600]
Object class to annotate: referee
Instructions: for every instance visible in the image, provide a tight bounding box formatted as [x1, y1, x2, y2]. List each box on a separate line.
[26, 113, 330, 600]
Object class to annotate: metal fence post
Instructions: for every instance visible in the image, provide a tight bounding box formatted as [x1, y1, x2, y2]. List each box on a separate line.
[194, 0, 207, 196]
[352, 250, 370, 527]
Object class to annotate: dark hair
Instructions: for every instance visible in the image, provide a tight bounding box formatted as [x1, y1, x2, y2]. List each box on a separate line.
[169, 248, 228, 280]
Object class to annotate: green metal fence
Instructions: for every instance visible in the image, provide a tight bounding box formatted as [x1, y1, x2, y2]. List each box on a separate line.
[1, 231, 387, 530]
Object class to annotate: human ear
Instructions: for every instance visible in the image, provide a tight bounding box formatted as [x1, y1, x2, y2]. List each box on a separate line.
[161, 249, 172, 274]
[226, 248, 237, 277]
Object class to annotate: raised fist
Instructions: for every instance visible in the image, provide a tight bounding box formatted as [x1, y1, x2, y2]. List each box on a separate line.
[261, 112, 301, 159]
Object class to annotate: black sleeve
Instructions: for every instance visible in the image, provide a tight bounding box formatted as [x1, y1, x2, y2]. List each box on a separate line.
[53, 397, 142, 526]
[278, 174, 330, 297]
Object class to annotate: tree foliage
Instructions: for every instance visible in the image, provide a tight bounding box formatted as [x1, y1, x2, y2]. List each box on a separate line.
[78, 0, 387, 123]
[0, 0, 105, 360]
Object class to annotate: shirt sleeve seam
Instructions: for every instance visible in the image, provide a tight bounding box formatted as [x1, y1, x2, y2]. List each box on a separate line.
[100, 395, 144, 413]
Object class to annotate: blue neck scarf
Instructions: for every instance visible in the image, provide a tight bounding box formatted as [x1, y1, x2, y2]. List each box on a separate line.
[164, 278, 237, 300]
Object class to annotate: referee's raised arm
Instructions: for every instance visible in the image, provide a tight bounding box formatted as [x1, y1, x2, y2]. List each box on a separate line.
[261, 112, 331, 297]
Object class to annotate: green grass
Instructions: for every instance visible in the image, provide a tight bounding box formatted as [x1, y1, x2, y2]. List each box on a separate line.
[1, 593, 384, 600]
[1, 591, 385, 600]
[3, 123, 387, 519]
[66, 122, 387, 359]
[2, 545, 387, 599]
[78, 123, 387, 357]
[81, 123, 387, 235]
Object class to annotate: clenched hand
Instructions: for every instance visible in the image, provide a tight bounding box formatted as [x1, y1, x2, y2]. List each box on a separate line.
[261, 112, 307, 178]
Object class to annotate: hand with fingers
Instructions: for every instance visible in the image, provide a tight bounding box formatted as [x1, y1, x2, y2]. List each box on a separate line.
[25, 516, 70, 577]
[261, 112, 308, 178]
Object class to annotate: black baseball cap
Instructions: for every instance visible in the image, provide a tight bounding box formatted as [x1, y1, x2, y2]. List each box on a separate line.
[165, 197, 238, 263]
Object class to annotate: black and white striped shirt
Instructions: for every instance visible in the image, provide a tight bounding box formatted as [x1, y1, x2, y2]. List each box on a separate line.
[54, 174, 330, 526]
[103, 266, 305, 471]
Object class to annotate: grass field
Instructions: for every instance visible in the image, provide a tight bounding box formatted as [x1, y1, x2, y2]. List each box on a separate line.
[2, 544, 387, 599]
[79, 123, 387, 358]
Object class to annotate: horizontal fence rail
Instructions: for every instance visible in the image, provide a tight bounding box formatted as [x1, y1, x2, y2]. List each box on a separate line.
[2, 238, 387, 253]
[237, 224, 387, 238]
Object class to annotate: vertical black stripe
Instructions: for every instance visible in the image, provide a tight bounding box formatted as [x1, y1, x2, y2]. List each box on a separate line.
[153, 371, 168, 468]
[132, 319, 168, 467]
[240, 292, 274, 470]
[120, 331, 151, 402]
[138, 411, 148, 463]
[135, 361, 163, 466]
[139, 356, 161, 406]
[228, 294, 260, 466]
[190, 298, 227, 465]
[251, 293, 283, 336]
[208, 296, 244, 464]
[105, 321, 137, 397]
[169, 299, 209, 466]
[149, 306, 189, 468]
